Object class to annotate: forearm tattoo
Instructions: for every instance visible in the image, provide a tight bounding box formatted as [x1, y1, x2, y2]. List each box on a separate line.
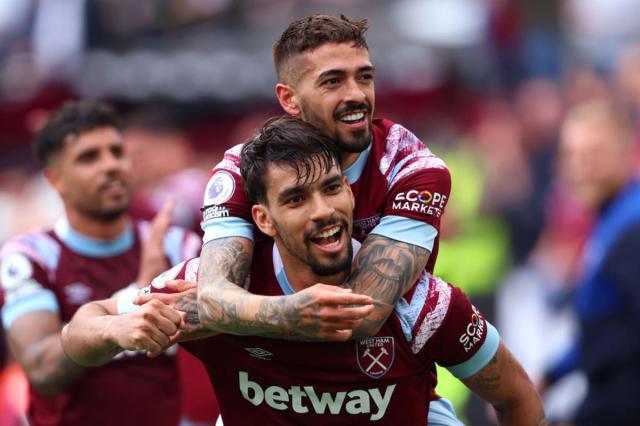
[467, 351, 501, 391]
[29, 335, 85, 395]
[343, 235, 428, 336]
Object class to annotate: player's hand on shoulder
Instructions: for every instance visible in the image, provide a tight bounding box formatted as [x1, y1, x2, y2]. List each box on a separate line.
[288, 284, 374, 341]
[108, 299, 186, 357]
[136, 197, 176, 287]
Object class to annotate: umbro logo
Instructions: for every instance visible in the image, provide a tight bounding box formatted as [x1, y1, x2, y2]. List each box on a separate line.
[244, 347, 273, 360]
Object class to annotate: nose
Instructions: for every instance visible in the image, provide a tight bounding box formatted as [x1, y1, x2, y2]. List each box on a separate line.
[343, 77, 367, 104]
[101, 151, 125, 175]
[309, 193, 335, 222]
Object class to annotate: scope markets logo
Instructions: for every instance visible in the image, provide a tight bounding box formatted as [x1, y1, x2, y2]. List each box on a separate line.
[392, 189, 447, 217]
[459, 306, 484, 353]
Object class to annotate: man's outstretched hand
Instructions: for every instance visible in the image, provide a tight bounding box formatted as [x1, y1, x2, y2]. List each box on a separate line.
[135, 281, 374, 341]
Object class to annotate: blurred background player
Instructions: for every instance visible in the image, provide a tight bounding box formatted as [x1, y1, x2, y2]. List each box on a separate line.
[540, 100, 640, 425]
[63, 115, 546, 425]
[0, 100, 205, 425]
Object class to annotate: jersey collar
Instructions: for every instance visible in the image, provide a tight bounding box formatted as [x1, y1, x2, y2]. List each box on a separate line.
[272, 239, 362, 295]
[54, 216, 134, 258]
[341, 145, 371, 185]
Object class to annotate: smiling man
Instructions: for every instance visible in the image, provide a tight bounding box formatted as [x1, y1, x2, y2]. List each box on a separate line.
[62, 116, 545, 425]
[0, 100, 200, 425]
[197, 14, 451, 344]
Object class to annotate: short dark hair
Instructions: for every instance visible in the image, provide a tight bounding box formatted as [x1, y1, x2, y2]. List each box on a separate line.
[273, 14, 369, 83]
[35, 99, 120, 164]
[241, 116, 340, 205]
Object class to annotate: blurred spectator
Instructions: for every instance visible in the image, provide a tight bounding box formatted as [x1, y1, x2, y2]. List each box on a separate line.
[543, 99, 640, 425]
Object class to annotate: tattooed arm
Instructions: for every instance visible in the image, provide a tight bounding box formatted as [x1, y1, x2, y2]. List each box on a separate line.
[7, 311, 85, 396]
[344, 234, 429, 338]
[196, 237, 374, 340]
[195, 235, 425, 340]
[463, 343, 547, 426]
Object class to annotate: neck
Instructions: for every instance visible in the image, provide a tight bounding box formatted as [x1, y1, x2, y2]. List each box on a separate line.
[277, 247, 348, 293]
[64, 207, 129, 239]
[340, 152, 360, 170]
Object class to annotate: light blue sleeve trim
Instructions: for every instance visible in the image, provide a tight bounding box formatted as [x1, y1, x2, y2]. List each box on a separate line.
[428, 398, 465, 426]
[369, 215, 437, 252]
[202, 217, 255, 245]
[2, 289, 60, 329]
[446, 322, 500, 379]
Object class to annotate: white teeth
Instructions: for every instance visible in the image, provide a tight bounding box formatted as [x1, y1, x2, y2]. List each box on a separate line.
[314, 226, 340, 239]
[341, 112, 364, 122]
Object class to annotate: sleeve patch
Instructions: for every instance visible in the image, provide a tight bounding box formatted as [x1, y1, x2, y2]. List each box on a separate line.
[204, 171, 236, 207]
[1, 253, 33, 290]
[446, 322, 500, 379]
[1, 233, 61, 275]
[1, 253, 47, 306]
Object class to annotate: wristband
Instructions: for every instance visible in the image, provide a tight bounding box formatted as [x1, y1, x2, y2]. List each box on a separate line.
[113, 283, 140, 315]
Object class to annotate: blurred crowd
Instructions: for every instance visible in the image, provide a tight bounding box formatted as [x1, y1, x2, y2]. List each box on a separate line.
[1, 1, 640, 425]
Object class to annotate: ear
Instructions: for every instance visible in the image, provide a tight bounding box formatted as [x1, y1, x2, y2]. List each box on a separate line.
[343, 176, 354, 206]
[43, 167, 64, 195]
[275, 83, 301, 117]
[252, 204, 277, 237]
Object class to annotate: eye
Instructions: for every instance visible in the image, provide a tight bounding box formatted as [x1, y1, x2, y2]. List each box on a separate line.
[359, 73, 374, 82]
[286, 195, 304, 206]
[111, 145, 124, 158]
[77, 150, 98, 163]
[322, 78, 339, 87]
[325, 183, 342, 194]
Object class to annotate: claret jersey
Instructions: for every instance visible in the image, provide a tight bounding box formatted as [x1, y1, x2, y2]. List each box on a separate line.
[201, 118, 451, 273]
[0, 217, 200, 426]
[149, 239, 499, 425]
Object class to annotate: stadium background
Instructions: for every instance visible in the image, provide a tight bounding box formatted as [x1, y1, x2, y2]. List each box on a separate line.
[1, 0, 639, 424]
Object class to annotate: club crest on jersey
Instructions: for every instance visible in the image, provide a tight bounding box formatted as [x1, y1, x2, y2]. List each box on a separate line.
[204, 171, 235, 206]
[356, 336, 395, 379]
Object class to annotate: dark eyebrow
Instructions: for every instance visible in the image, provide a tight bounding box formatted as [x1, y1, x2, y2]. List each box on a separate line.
[322, 174, 343, 187]
[277, 185, 306, 204]
[316, 69, 346, 84]
[315, 65, 375, 85]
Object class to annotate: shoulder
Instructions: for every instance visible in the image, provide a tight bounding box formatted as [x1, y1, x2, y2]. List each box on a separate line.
[212, 144, 243, 175]
[202, 143, 248, 212]
[1, 230, 62, 273]
[372, 119, 449, 184]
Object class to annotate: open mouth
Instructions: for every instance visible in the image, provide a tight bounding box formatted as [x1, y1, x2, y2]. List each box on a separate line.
[339, 111, 366, 125]
[309, 224, 344, 251]
[100, 179, 126, 196]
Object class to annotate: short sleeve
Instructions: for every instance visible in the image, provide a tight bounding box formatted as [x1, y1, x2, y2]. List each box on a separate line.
[384, 166, 451, 230]
[201, 145, 255, 244]
[0, 251, 59, 329]
[423, 285, 499, 379]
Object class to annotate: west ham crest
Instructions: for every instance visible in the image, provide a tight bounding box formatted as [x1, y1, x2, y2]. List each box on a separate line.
[356, 336, 395, 379]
